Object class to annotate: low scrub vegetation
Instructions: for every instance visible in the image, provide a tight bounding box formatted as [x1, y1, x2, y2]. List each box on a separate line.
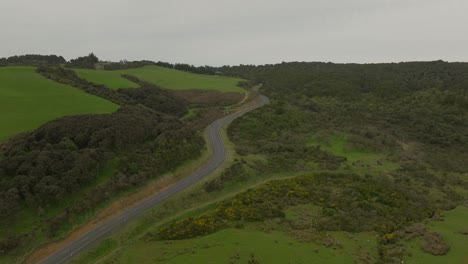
[155, 170, 463, 237]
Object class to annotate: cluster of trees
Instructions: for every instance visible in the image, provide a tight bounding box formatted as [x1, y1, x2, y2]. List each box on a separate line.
[65, 53, 99, 69]
[0, 106, 169, 215]
[0, 54, 66, 66]
[172, 63, 216, 75]
[0, 103, 204, 219]
[0, 53, 98, 68]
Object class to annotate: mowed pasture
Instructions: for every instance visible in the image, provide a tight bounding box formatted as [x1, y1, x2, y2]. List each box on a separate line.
[74, 69, 139, 89]
[75, 66, 246, 93]
[0, 66, 118, 141]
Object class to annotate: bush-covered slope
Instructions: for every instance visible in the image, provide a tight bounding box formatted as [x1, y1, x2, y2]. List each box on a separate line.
[223, 61, 468, 173]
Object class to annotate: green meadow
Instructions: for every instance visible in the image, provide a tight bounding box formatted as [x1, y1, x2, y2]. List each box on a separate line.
[307, 134, 399, 172]
[73, 229, 379, 264]
[402, 206, 468, 264]
[0, 66, 118, 142]
[74, 68, 139, 89]
[75, 66, 245, 93]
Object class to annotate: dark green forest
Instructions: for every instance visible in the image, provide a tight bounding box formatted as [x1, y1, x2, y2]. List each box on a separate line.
[66, 53, 99, 69]
[222, 61, 468, 172]
[0, 54, 66, 66]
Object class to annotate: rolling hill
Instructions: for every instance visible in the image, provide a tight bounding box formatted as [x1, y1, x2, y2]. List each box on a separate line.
[0, 66, 118, 142]
[74, 65, 245, 93]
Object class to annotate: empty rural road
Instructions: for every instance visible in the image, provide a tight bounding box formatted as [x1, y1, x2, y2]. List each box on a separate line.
[38, 94, 269, 264]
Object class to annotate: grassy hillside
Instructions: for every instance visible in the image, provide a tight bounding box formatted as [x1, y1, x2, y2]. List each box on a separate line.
[0, 66, 118, 141]
[75, 66, 245, 93]
[74, 69, 139, 89]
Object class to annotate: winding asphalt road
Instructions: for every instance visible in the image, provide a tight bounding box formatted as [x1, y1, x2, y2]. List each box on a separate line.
[38, 94, 269, 264]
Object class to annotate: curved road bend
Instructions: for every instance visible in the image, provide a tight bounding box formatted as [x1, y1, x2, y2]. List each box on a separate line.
[38, 94, 269, 264]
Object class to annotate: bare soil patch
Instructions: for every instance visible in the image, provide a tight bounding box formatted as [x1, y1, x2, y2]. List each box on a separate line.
[172, 90, 244, 107]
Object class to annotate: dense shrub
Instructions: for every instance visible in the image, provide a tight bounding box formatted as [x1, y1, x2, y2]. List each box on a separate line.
[158, 215, 226, 240]
[0, 54, 65, 66]
[0, 106, 183, 215]
[66, 53, 99, 69]
[222, 61, 468, 172]
[204, 161, 248, 192]
[158, 171, 464, 241]
[421, 232, 450, 255]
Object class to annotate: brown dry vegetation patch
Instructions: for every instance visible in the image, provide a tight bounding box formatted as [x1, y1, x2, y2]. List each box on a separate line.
[184, 107, 226, 131]
[181, 91, 260, 131]
[172, 90, 244, 107]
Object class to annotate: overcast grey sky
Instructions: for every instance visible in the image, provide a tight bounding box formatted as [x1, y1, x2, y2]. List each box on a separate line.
[1, 0, 467, 65]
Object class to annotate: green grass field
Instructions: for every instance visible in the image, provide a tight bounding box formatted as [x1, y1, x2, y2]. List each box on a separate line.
[74, 69, 139, 89]
[75, 66, 245, 93]
[74, 229, 378, 264]
[307, 134, 399, 172]
[0, 66, 118, 142]
[402, 206, 468, 264]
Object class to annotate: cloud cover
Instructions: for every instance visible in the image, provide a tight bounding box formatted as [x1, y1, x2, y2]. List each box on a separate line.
[1, 0, 467, 65]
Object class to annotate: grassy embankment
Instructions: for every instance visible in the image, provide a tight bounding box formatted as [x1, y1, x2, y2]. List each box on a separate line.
[75, 66, 245, 93]
[0, 66, 118, 142]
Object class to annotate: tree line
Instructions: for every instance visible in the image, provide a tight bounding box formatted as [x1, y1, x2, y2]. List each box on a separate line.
[0, 54, 66, 66]
[1, 53, 219, 74]
[102, 60, 217, 75]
